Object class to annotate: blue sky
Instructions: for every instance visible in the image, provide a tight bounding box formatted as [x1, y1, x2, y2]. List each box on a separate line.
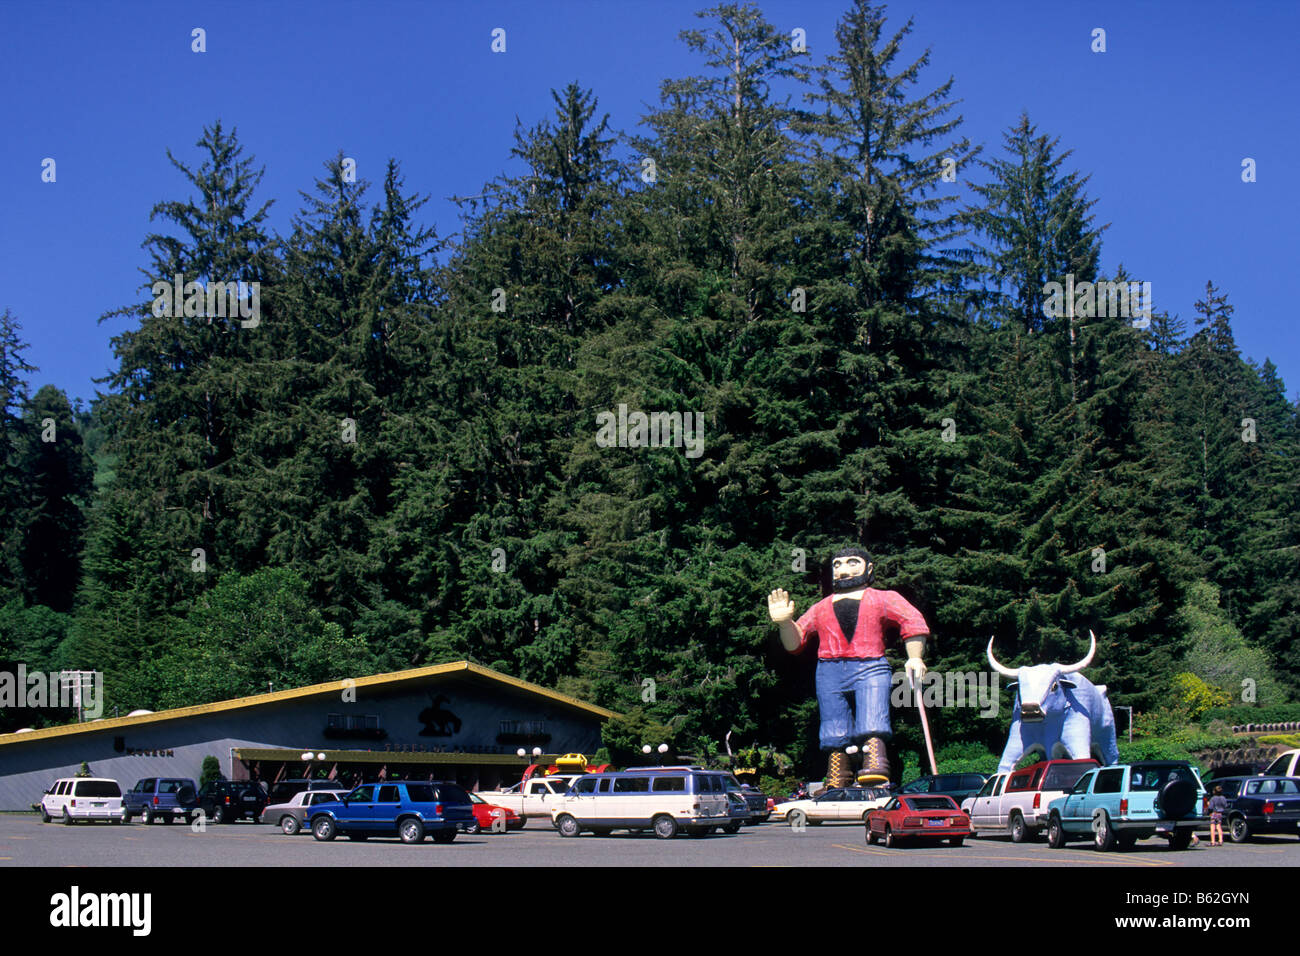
[2, 0, 1297, 407]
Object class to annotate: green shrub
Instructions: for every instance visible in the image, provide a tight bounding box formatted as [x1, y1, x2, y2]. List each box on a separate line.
[1258, 734, 1300, 748]
[1200, 705, 1300, 725]
[199, 755, 223, 787]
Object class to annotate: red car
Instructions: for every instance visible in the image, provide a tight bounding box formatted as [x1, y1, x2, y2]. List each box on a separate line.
[865, 794, 970, 847]
[468, 792, 522, 833]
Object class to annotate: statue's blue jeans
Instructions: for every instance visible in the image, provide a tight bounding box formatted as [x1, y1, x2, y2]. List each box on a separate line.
[815, 657, 893, 750]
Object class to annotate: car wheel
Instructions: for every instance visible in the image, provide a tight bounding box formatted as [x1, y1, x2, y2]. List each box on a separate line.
[141, 808, 154, 825]
[312, 817, 337, 842]
[1169, 829, 1193, 851]
[884, 825, 898, 848]
[468, 821, 482, 835]
[280, 816, 300, 836]
[399, 819, 425, 844]
[162, 813, 174, 825]
[1047, 814, 1066, 848]
[431, 830, 456, 844]
[1093, 812, 1117, 851]
[652, 815, 679, 839]
[62, 809, 74, 826]
[949, 836, 965, 847]
[866, 825, 878, 845]
[1009, 812, 1027, 843]
[1229, 816, 1250, 844]
[556, 814, 580, 838]
[40, 807, 50, 824]
[787, 810, 806, 828]
[723, 822, 742, 834]
[210, 805, 224, 825]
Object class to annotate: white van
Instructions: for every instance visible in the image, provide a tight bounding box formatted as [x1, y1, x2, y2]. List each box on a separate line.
[40, 777, 125, 824]
[550, 769, 733, 839]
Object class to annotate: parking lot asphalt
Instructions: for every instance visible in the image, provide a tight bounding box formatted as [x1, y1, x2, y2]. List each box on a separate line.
[3, 813, 1297, 867]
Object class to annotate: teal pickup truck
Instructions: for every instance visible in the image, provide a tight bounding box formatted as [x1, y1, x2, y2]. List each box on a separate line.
[1046, 761, 1205, 851]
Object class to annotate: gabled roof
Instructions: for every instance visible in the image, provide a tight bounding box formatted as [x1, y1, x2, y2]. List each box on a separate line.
[0, 660, 617, 747]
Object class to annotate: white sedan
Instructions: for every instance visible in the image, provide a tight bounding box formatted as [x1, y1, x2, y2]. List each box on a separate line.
[771, 787, 893, 826]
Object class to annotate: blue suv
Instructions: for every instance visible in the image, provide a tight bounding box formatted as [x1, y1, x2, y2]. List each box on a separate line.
[1046, 761, 1205, 851]
[307, 781, 475, 844]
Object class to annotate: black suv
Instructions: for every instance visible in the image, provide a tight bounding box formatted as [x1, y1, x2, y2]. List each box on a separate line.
[198, 780, 269, 823]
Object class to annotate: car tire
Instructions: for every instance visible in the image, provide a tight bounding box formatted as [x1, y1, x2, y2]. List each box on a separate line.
[652, 815, 679, 840]
[62, 809, 74, 826]
[1169, 829, 1194, 851]
[866, 825, 878, 845]
[280, 816, 300, 836]
[1093, 812, 1117, 852]
[884, 825, 898, 848]
[949, 836, 965, 847]
[432, 830, 456, 844]
[787, 810, 806, 829]
[210, 805, 224, 825]
[122, 812, 133, 825]
[399, 819, 425, 844]
[1229, 816, 1250, 844]
[312, 817, 337, 842]
[557, 814, 580, 838]
[1009, 812, 1027, 843]
[1047, 814, 1066, 848]
[40, 807, 50, 824]
[723, 822, 742, 834]
[162, 814, 174, 825]
[468, 821, 482, 835]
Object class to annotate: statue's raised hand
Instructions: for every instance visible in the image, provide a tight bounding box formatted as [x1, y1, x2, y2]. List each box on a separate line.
[767, 588, 795, 624]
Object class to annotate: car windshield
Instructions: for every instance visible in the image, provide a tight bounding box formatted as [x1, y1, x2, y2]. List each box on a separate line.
[75, 781, 121, 798]
[1042, 764, 1094, 791]
[907, 797, 954, 811]
[469, 793, 485, 804]
[1131, 766, 1197, 791]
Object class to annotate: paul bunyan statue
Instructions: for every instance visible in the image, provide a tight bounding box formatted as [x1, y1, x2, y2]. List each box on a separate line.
[768, 547, 931, 788]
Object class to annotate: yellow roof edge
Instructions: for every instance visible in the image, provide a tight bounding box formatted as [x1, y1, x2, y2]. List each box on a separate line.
[0, 660, 617, 746]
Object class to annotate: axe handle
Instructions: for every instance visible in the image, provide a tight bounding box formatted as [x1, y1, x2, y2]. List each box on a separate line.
[912, 675, 939, 775]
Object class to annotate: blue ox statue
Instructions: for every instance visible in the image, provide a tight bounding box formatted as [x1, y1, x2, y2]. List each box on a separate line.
[987, 631, 1120, 773]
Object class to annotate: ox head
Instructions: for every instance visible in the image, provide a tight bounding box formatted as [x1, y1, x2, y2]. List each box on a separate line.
[986, 632, 1096, 722]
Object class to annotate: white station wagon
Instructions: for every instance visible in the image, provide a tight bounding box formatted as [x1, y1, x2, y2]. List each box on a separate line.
[40, 777, 125, 824]
[771, 786, 892, 826]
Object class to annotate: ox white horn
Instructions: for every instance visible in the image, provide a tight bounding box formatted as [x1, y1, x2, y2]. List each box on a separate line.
[1060, 630, 1097, 674]
[986, 637, 1018, 679]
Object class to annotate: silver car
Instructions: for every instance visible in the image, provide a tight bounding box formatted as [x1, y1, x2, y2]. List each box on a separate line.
[260, 789, 351, 835]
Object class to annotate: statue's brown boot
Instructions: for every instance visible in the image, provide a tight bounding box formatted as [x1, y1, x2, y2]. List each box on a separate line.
[856, 736, 890, 786]
[826, 749, 853, 790]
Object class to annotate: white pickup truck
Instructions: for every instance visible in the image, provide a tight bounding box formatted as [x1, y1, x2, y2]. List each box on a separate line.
[962, 759, 1098, 842]
[477, 775, 580, 826]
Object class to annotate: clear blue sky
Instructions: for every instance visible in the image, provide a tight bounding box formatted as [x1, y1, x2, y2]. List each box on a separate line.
[3, 0, 1297, 407]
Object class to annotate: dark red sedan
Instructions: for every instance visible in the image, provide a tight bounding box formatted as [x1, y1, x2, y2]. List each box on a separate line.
[865, 794, 970, 847]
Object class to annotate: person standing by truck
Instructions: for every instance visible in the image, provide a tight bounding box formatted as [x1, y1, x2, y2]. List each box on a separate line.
[1207, 785, 1228, 846]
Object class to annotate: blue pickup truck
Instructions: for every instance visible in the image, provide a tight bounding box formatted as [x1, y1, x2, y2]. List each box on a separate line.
[1046, 761, 1205, 851]
[307, 781, 475, 844]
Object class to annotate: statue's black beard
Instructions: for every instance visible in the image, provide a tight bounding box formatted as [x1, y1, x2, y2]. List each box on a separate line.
[831, 572, 872, 593]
